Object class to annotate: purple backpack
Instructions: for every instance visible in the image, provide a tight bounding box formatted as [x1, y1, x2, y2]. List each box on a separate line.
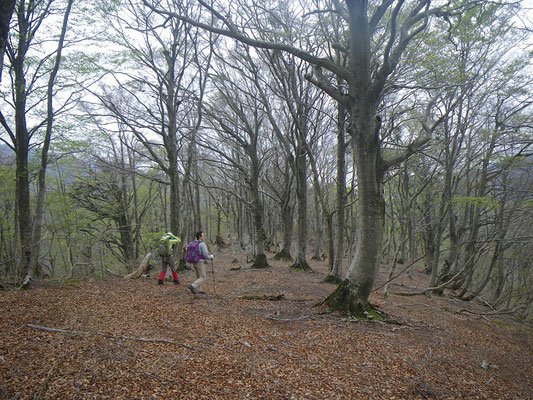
[185, 241, 203, 263]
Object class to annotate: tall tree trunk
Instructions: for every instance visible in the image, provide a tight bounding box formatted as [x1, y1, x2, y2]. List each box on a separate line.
[168, 167, 181, 236]
[273, 158, 293, 261]
[290, 147, 312, 271]
[324, 109, 385, 316]
[250, 156, 269, 269]
[129, 146, 140, 259]
[312, 193, 322, 260]
[328, 103, 347, 283]
[13, 1, 31, 283]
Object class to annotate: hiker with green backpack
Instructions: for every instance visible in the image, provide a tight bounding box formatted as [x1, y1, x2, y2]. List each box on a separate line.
[157, 232, 181, 285]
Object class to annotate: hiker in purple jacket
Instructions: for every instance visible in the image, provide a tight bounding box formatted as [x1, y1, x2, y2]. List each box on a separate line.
[188, 231, 213, 294]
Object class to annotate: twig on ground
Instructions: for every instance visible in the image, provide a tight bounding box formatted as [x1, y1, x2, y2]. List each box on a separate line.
[33, 354, 64, 400]
[264, 315, 310, 322]
[26, 324, 203, 351]
[143, 371, 175, 383]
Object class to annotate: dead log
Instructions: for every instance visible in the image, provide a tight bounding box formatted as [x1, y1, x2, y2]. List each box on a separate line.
[124, 253, 153, 279]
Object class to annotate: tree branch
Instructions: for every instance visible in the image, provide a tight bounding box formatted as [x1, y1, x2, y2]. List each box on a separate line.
[142, 0, 351, 82]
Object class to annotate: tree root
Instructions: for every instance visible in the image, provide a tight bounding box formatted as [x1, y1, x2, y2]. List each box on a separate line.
[289, 260, 313, 272]
[320, 280, 400, 324]
[250, 253, 270, 269]
[324, 274, 342, 284]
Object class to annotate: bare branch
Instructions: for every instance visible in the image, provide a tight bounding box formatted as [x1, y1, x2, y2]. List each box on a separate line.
[142, 0, 351, 82]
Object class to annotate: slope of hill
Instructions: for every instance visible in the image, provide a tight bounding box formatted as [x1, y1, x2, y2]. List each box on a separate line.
[1, 252, 531, 399]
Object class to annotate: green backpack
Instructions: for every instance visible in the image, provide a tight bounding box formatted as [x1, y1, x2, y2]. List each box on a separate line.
[158, 237, 169, 257]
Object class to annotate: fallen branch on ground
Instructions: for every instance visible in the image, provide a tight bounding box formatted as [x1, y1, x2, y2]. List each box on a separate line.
[391, 269, 463, 297]
[26, 324, 202, 351]
[124, 253, 153, 279]
[33, 353, 64, 400]
[240, 294, 285, 301]
[458, 307, 523, 317]
[265, 315, 310, 322]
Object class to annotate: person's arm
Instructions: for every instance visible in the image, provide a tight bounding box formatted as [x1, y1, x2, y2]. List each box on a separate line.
[169, 237, 181, 246]
[165, 232, 181, 246]
[199, 242, 213, 260]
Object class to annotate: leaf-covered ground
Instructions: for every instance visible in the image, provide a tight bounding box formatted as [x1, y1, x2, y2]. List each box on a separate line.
[1, 251, 531, 399]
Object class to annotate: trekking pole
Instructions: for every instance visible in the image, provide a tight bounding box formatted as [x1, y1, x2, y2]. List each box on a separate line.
[211, 259, 216, 293]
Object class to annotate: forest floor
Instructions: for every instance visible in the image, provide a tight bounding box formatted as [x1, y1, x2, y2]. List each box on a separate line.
[0, 248, 532, 400]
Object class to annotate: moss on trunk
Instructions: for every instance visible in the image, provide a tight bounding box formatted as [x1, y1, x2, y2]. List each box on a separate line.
[324, 274, 342, 284]
[322, 279, 392, 322]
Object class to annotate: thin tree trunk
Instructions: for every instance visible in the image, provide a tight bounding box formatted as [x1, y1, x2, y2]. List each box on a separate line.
[312, 193, 322, 260]
[290, 146, 312, 271]
[329, 103, 347, 283]
[14, 0, 32, 283]
[250, 154, 269, 269]
[273, 159, 293, 261]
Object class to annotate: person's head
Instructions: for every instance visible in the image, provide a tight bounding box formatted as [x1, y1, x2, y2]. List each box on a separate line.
[195, 231, 204, 241]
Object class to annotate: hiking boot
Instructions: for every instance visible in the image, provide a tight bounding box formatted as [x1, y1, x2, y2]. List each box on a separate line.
[188, 284, 196, 294]
[158, 280, 164, 285]
[173, 280, 180, 285]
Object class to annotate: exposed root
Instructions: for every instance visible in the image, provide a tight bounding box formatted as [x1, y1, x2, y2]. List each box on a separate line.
[320, 279, 400, 324]
[289, 260, 313, 272]
[324, 274, 342, 284]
